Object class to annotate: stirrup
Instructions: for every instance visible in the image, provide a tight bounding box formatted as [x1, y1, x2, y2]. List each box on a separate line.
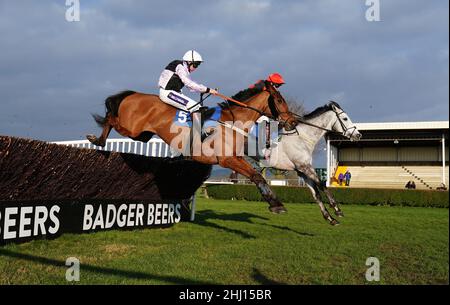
[192, 106, 208, 114]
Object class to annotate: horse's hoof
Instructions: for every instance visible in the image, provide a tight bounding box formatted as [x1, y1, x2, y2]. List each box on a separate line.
[86, 134, 97, 143]
[86, 135, 105, 147]
[329, 218, 340, 226]
[269, 206, 287, 214]
[335, 210, 345, 218]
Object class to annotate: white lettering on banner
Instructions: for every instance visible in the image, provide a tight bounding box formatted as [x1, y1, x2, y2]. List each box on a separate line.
[34, 206, 49, 235]
[126, 204, 136, 227]
[136, 204, 144, 226]
[19, 206, 33, 238]
[83, 205, 94, 230]
[1, 203, 185, 243]
[48, 205, 60, 234]
[4, 207, 18, 239]
[147, 204, 155, 225]
[81, 203, 182, 231]
[117, 204, 127, 228]
[175, 204, 181, 223]
[92, 205, 104, 230]
[155, 204, 162, 225]
[1, 205, 61, 240]
[161, 204, 168, 224]
[105, 204, 116, 229]
[168, 204, 174, 223]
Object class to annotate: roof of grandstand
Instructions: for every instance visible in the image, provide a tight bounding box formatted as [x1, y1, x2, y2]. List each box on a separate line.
[328, 121, 449, 144]
[354, 121, 449, 131]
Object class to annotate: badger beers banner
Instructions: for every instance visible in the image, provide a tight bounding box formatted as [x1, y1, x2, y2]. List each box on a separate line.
[0, 200, 190, 246]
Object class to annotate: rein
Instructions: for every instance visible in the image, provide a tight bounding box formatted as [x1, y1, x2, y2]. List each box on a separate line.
[291, 113, 335, 133]
[214, 91, 292, 129]
[213, 92, 268, 117]
[283, 109, 357, 137]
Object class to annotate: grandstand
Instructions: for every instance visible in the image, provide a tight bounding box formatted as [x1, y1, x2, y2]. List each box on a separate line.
[326, 121, 449, 190]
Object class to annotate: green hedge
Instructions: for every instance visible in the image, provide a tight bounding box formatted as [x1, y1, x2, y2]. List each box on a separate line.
[205, 185, 449, 208]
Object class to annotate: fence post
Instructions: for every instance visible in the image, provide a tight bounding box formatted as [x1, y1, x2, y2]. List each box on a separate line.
[190, 195, 196, 221]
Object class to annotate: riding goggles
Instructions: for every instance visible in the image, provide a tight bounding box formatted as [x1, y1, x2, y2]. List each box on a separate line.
[191, 61, 202, 68]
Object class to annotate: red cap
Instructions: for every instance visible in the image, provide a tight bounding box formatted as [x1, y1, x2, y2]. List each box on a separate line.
[267, 73, 285, 85]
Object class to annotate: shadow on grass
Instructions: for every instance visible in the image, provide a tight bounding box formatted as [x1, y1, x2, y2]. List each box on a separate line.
[0, 248, 215, 285]
[194, 210, 314, 238]
[260, 224, 315, 237]
[252, 268, 287, 285]
[193, 210, 269, 239]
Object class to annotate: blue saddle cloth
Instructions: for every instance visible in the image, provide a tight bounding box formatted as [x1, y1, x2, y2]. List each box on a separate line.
[172, 107, 222, 130]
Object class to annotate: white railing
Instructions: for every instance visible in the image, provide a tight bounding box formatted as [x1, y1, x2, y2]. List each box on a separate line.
[205, 178, 305, 186]
[52, 138, 176, 158]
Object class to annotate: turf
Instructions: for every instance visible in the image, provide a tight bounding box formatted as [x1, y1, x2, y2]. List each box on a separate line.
[0, 199, 448, 284]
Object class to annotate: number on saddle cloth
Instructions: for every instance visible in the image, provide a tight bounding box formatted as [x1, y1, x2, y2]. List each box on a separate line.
[173, 107, 222, 130]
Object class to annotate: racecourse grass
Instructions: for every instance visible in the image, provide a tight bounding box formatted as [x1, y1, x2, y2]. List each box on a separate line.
[0, 199, 448, 285]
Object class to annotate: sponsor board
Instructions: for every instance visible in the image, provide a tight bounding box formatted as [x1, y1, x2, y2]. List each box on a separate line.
[0, 200, 190, 246]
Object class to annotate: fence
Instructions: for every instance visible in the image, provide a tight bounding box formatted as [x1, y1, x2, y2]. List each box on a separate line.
[52, 138, 176, 158]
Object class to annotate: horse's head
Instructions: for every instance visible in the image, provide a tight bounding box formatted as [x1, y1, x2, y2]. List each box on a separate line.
[328, 101, 362, 141]
[263, 81, 298, 131]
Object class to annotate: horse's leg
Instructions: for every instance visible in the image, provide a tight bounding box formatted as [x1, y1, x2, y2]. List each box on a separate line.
[297, 169, 339, 226]
[321, 185, 344, 217]
[297, 165, 344, 217]
[218, 156, 287, 214]
[86, 115, 112, 147]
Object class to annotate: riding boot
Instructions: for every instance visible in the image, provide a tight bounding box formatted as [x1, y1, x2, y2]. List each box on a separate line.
[191, 107, 214, 141]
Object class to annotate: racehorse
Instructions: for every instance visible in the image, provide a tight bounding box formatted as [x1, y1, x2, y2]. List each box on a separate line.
[86, 82, 298, 213]
[257, 101, 362, 225]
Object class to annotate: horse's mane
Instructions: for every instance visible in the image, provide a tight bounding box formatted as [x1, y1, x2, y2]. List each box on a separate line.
[218, 85, 264, 109]
[303, 101, 342, 119]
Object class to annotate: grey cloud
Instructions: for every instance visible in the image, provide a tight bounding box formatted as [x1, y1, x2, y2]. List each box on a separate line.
[0, 0, 448, 146]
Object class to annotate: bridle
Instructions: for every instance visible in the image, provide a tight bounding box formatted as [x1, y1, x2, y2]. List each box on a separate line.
[215, 86, 296, 131]
[331, 108, 359, 139]
[282, 105, 358, 138]
[264, 84, 297, 130]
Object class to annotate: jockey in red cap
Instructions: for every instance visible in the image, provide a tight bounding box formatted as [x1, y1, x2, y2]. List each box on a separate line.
[250, 73, 285, 91]
[247, 73, 285, 160]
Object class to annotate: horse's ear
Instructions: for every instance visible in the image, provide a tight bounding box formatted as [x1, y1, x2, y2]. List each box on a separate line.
[329, 101, 338, 111]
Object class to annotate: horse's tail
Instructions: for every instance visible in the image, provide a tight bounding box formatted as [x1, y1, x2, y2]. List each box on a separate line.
[92, 113, 108, 127]
[90, 90, 136, 128]
[105, 90, 136, 117]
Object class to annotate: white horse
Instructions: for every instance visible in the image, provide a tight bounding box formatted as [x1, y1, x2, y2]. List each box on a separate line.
[262, 101, 362, 226]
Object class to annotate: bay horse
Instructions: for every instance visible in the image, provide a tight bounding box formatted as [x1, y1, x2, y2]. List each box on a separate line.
[255, 101, 362, 225]
[87, 82, 298, 213]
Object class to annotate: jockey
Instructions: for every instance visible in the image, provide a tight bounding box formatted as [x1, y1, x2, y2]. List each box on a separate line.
[158, 50, 218, 113]
[250, 73, 285, 91]
[248, 73, 285, 159]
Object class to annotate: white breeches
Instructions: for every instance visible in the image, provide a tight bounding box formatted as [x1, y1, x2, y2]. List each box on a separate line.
[159, 89, 201, 113]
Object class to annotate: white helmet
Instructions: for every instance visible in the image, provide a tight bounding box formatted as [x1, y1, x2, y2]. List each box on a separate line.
[182, 50, 203, 63]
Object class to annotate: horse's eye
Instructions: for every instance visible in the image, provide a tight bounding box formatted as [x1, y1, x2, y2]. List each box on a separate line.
[343, 118, 348, 121]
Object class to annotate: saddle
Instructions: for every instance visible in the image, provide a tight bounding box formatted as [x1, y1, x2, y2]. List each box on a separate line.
[172, 106, 222, 143]
[195, 106, 217, 126]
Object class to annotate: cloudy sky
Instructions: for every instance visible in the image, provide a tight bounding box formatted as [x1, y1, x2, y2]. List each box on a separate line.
[0, 0, 448, 148]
